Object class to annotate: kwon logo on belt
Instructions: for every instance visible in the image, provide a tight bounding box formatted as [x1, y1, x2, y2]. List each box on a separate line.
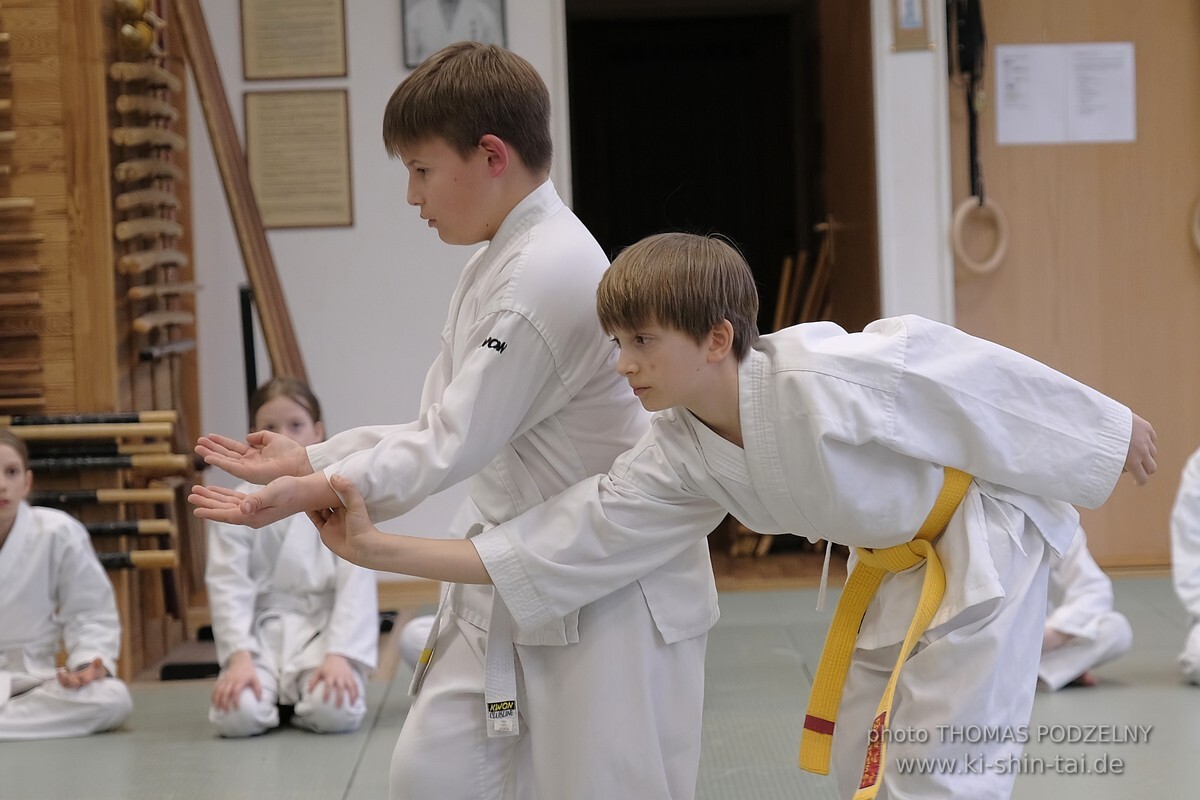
[480, 337, 507, 354]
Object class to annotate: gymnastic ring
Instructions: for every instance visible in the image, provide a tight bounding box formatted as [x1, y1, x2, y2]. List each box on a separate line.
[952, 196, 1010, 275]
[1191, 199, 1200, 255]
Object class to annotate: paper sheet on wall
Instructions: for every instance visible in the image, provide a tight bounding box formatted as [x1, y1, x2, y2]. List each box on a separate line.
[996, 43, 1135, 145]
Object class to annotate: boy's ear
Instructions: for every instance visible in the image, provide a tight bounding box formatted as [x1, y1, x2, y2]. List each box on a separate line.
[20, 469, 32, 500]
[706, 320, 735, 362]
[477, 134, 510, 176]
[315, 421, 327, 442]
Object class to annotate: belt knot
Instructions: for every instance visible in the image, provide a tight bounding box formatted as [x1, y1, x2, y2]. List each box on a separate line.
[798, 468, 972, 799]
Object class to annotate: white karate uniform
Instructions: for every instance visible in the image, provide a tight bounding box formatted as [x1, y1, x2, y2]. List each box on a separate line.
[1038, 526, 1132, 691]
[473, 316, 1132, 800]
[404, 0, 504, 65]
[1170, 446, 1200, 683]
[206, 502, 378, 737]
[309, 181, 715, 800]
[0, 503, 132, 740]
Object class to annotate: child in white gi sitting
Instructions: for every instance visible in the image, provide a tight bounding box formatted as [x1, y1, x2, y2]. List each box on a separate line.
[0, 428, 133, 740]
[293, 232, 1157, 799]
[1039, 525, 1132, 690]
[206, 378, 378, 737]
[1170, 445, 1200, 683]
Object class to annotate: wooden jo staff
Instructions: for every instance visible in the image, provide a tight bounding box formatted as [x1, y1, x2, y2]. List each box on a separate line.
[29, 441, 172, 458]
[29, 487, 176, 506]
[8, 423, 174, 441]
[28, 453, 190, 472]
[86, 519, 176, 537]
[98, 550, 178, 571]
[0, 410, 177, 426]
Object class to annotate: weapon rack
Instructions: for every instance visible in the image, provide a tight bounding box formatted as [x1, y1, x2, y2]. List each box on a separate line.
[1, 0, 199, 681]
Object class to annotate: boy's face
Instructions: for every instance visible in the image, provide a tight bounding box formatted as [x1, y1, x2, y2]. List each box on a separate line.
[611, 323, 712, 413]
[400, 137, 497, 246]
[0, 443, 32, 535]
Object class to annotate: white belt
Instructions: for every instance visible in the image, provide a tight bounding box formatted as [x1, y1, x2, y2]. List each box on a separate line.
[254, 590, 333, 616]
[408, 528, 522, 739]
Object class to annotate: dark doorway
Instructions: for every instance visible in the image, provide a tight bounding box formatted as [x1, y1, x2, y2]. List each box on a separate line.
[566, 5, 821, 335]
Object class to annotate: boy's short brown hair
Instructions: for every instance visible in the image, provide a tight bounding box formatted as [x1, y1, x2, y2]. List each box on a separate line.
[383, 42, 552, 173]
[0, 428, 29, 470]
[598, 232, 760, 361]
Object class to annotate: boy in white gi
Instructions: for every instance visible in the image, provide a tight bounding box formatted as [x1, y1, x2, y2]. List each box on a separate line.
[0, 429, 133, 740]
[1170, 445, 1200, 683]
[206, 378, 378, 737]
[293, 232, 1157, 800]
[1038, 525, 1132, 690]
[192, 44, 715, 800]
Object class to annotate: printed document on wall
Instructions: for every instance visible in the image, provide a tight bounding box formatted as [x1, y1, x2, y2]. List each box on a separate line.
[996, 43, 1135, 145]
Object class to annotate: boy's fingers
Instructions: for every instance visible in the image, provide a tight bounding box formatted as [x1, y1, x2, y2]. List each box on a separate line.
[193, 506, 246, 524]
[188, 492, 240, 512]
[204, 433, 250, 454]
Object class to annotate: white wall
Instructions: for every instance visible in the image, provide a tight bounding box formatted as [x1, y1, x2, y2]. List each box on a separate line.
[188, 0, 951, 545]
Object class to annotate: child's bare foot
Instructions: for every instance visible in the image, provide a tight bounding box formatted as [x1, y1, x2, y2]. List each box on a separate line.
[1066, 671, 1097, 688]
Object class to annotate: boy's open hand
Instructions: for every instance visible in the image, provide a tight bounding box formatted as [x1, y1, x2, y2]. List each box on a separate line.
[1123, 413, 1157, 486]
[308, 474, 381, 568]
[195, 430, 313, 484]
[190, 474, 328, 528]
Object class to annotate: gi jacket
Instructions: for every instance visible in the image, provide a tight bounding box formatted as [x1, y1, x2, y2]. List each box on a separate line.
[0, 504, 121, 687]
[206, 497, 378, 677]
[308, 181, 718, 645]
[475, 316, 1131, 647]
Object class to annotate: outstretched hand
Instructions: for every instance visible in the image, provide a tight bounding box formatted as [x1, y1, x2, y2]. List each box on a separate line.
[190, 473, 332, 528]
[307, 474, 383, 568]
[1123, 413, 1158, 486]
[195, 430, 313, 485]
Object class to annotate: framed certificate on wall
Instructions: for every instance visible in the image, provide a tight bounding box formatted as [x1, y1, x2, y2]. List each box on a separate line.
[244, 90, 354, 228]
[242, 0, 348, 79]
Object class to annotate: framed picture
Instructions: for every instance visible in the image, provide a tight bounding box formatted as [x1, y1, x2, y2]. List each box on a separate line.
[892, 0, 931, 52]
[241, 0, 348, 80]
[244, 90, 355, 228]
[402, 0, 506, 69]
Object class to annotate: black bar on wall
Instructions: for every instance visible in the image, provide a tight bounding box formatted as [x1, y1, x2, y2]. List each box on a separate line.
[238, 282, 258, 404]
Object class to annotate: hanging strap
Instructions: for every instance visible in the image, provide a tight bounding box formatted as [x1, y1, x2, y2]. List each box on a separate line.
[951, 0, 988, 204]
[799, 468, 973, 799]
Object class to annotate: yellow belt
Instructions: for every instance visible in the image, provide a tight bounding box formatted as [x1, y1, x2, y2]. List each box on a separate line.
[799, 468, 973, 799]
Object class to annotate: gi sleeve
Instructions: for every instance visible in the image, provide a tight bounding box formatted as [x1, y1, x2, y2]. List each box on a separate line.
[881, 316, 1131, 508]
[473, 430, 728, 632]
[326, 310, 571, 523]
[205, 517, 260, 667]
[1172, 448, 1200, 616]
[55, 520, 122, 676]
[307, 346, 448, 468]
[325, 559, 379, 671]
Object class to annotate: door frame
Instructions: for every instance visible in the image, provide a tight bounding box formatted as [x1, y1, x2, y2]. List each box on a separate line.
[546, 0, 956, 323]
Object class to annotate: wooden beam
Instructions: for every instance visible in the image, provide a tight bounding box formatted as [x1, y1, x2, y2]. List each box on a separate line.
[170, 0, 307, 382]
